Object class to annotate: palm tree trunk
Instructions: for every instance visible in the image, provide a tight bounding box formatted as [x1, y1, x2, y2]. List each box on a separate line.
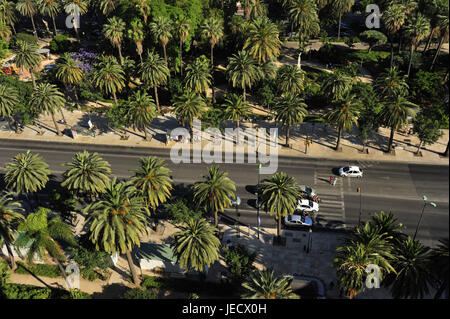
[407, 44, 414, 77]
[390, 40, 395, 68]
[30, 15, 37, 39]
[74, 24, 80, 41]
[180, 40, 183, 76]
[125, 249, 140, 285]
[154, 86, 160, 112]
[144, 125, 151, 141]
[388, 126, 395, 152]
[337, 14, 342, 40]
[277, 216, 281, 240]
[30, 71, 36, 89]
[74, 87, 80, 108]
[51, 113, 62, 136]
[243, 86, 246, 102]
[118, 45, 123, 65]
[113, 92, 117, 103]
[214, 209, 218, 228]
[52, 16, 58, 36]
[335, 127, 342, 150]
[285, 124, 290, 146]
[244, 0, 250, 20]
[211, 44, 215, 103]
[423, 31, 433, 53]
[416, 140, 423, 155]
[163, 44, 168, 65]
[59, 107, 67, 124]
[11, 24, 16, 35]
[54, 259, 69, 286]
[430, 36, 444, 71]
[6, 244, 17, 271]
[138, 50, 143, 64]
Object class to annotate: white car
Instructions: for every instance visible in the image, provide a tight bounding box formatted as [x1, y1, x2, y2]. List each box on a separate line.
[297, 199, 319, 212]
[284, 214, 313, 227]
[338, 166, 363, 178]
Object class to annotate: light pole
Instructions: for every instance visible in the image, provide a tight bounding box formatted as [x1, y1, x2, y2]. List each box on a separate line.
[257, 163, 262, 239]
[413, 195, 437, 241]
[357, 187, 362, 224]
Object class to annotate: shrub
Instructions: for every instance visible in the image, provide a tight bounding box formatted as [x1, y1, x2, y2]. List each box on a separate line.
[164, 199, 202, 225]
[1, 283, 81, 299]
[15, 262, 61, 278]
[10, 33, 37, 48]
[256, 81, 277, 108]
[142, 275, 166, 290]
[409, 70, 445, 106]
[0, 39, 8, 59]
[222, 244, 257, 283]
[123, 287, 157, 299]
[67, 242, 113, 282]
[0, 259, 11, 287]
[49, 35, 78, 54]
[68, 288, 92, 299]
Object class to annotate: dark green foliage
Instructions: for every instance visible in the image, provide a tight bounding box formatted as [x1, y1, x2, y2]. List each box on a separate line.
[15, 262, 61, 278]
[409, 70, 446, 106]
[105, 100, 132, 131]
[0, 283, 79, 299]
[49, 35, 80, 54]
[0, 259, 10, 287]
[201, 104, 225, 130]
[256, 79, 277, 108]
[413, 112, 444, 149]
[123, 287, 157, 299]
[78, 79, 106, 102]
[49, 188, 78, 225]
[222, 244, 257, 283]
[0, 39, 8, 59]
[10, 33, 37, 48]
[164, 199, 202, 224]
[141, 275, 166, 290]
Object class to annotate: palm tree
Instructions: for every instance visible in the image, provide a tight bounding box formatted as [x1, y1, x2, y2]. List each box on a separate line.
[84, 178, 149, 285]
[130, 156, 173, 211]
[430, 239, 449, 299]
[321, 70, 353, 102]
[149, 16, 173, 65]
[172, 218, 221, 273]
[332, 0, 354, 40]
[173, 90, 207, 138]
[430, 10, 449, 71]
[0, 84, 19, 132]
[242, 269, 299, 299]
[139, 51, 170, 112]
[375, 67, 409, 99]
[288, 0, 320, 50]
[223, 93, 252, 129]
[16, 0, 38, 39]
[384, 237, 434, 299]
[229, 15, 248, 49]
[64, 0, 89, 40]
[128, 18, 145, 63]
[30, 83, 67, 136]
[193, 166, 236, 228]
[380, 95, 417, 153]
[184, 56, 212, 95]
[55, 53, 84, 106]
[324, 93, 360, 150]
[99, 0, 116, 16]
[276, 65, 305, 95]
[61, 151, 112, 199]
[134, 0, 150, 23]
[244, 16, 282, 65]
[4, 151, 50, 194]
[273, 93, 308, 146]
[404, 13, 430, 77]
[382, 4, 407, 68]
[103, 16, 126, 65]
[126, 91, 158, 141]
[92, 55, 125, 103]
[0, 0, 18, 34]
[12, 40, 41, 89]
[0, 192, 25, 271]
[259, 172, 298, 240]
[15, 207, 76, 283]
[226, 50, 261, 102]
[370, 211, 407, 244]
[38, 0, 60, 35]
[175, 19, 190, 76]
[201, 17, 223, 103]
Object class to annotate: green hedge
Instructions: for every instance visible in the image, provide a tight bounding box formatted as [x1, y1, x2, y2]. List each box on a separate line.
[15, 262, 62, 278]
[1, 284, 92, 299]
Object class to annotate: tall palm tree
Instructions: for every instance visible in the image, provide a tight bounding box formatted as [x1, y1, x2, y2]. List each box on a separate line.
[332, 0, 355, 40]
[126, 91, 158, 141]
[242, 268, 299, 299]
[134, 0, 150, 23]
[173, 90, 207, 138]
[130, 156, 173, 211]
[321, 70, 353, 102]
[172, 218, 221, 273]
[324, 93, 360, 150]
[273, 93, 308, 146]
[38, 0, 60, 36]
[139, 51, 170, 112]
[244, 16, 282, 65]
[404, 13, 430, 77]
[384, 237, 434, 299]
[61, 151, 112, 198]
[128, 18, 145, 63]
[15, 207, 76, 282]
[430, 10, 449, 71]
[55, 53, 84, 106]
[201, 17, 223, 103]
[12, 40, 41, 89]
[260, 172, 298, 240]
[184, 56, 212, 95]
[64, 0, 89, 40]
[382, 4, 407, 68]
[430, 239, 449, 299]
[0, 84, 19, 132]
[0, 0, 18, 34]
[226, 50, 261, 102]
[30, 83, 67, 136]
[92, 55, 125, 103]
[380, 95, 417, 153]
[16, 0, 38, 39]
[276, 65, 305, 95]
[84, 178, 149, 285]
[4, 150, 51, 194]
[193, 166, 236, 228]
[175, 19, 190, 76]
[375, 67, 409, 100]
[0, 192, 25, 271]
[103, 16, 126, 65]
[288, 0, 320, 50]
[223, 93, 252, 129]
[149, 16, 173, 65]
[371, 211, 407, 244]
[99, 0, 116, 16]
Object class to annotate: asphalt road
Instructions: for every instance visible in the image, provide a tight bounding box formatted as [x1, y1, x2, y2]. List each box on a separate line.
[0, 139, 448, 247]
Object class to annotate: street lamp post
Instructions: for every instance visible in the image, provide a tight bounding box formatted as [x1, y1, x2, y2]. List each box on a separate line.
[413, 195, 437, 241]
[357, 187, 362, 224]
[257, 163, 262, 239]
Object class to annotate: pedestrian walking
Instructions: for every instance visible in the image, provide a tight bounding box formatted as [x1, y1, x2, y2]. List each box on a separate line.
[333, 177, 337, 186]
[330, 176, 333, 185]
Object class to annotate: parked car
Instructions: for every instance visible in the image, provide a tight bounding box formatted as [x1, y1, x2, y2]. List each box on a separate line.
[295, 184, 317, 198]
[338, 166, 363, 178]
[297, 199, 319, 212]
[284, 214, 313, 228]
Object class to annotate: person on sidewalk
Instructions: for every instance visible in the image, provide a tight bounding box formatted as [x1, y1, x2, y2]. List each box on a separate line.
[330, 176, 333, 185]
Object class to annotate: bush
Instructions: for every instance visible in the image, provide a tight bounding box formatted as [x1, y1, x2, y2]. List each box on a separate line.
[123, 287, 157, 299]
[2, 284, 52, 299]
[164, 199, 203, 225]
[222, 244, 257, 283]
[256, 80, 277, 108]
[10, 33, 37, 48]
[67, 241, 113, 281]
[142, 275, 166, 290]
[409, 70, 445, 106]
[0, 259, 11, 287]
[68, 288, 92, 299]
[0, 39, 8, 59]
[49, 35, 78, 54]
[15, 262, 62, 278]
